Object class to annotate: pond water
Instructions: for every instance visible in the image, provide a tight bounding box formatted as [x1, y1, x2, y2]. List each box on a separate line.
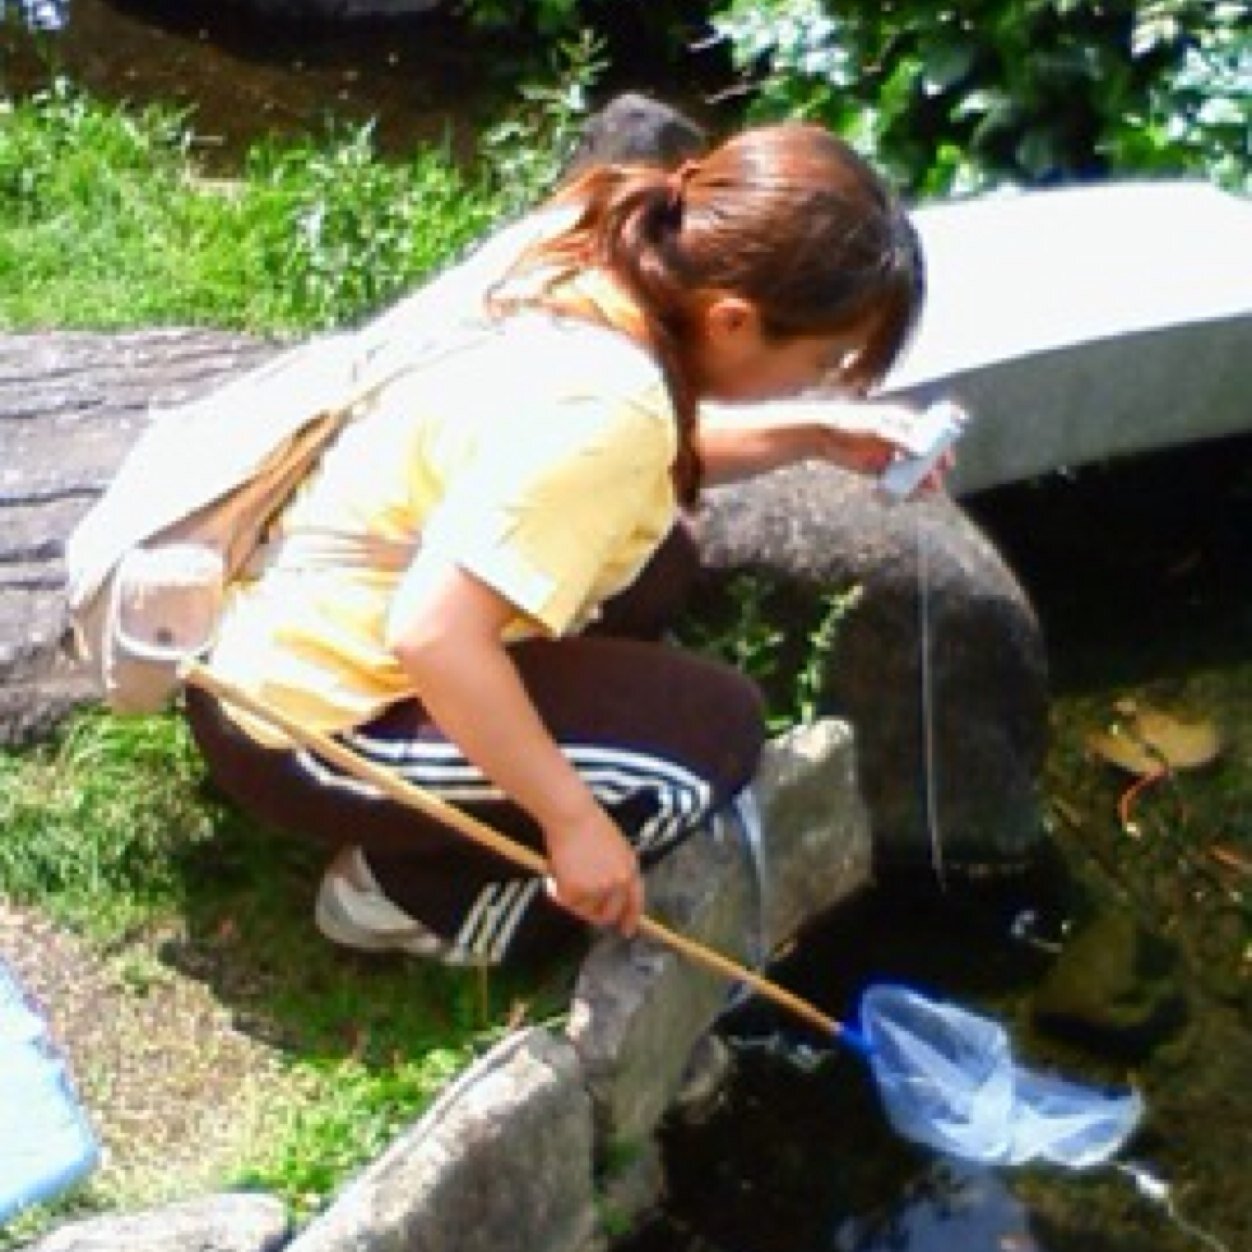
[623, 437, 1251, 1252]
[0, 0, 725, 167]
[1, 0, 525, 163]
[4, 7, 1249, 1248]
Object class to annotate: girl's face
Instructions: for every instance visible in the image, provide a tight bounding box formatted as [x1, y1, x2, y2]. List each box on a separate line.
[692, 296, 871, 402]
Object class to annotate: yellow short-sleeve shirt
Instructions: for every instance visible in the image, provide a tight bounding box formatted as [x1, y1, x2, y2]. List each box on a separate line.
[209, 312, 678, 744]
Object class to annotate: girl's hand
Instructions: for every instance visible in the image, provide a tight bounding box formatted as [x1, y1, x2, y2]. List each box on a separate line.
[812, 402, 955, 493]
[918, 447, 956, 494]
[696, 398, 955, 487]
[809, 425, 900, 476]
[389, 561, 646, 937]
[543, 808, 644, 935]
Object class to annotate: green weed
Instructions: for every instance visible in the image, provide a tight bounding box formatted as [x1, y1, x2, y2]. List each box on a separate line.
[477, 28, 605, 217]
[0, 703, 577, 1232]
[676, 574, 863, 733]
[0, 710, 212, 937]
[236, 1047, 470, 1220]
[0, 81, 497, 333]
[709, 0, 1251, 196]
[233, 123, 497, 331]
[0, 25, 606, 335]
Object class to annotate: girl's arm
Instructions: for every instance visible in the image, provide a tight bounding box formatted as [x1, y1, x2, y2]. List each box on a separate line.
[695, 397, 933, 486]
[386, 558, 644, 936]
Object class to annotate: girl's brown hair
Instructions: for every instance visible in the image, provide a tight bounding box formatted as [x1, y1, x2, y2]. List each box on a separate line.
[503, 122, 924, 504]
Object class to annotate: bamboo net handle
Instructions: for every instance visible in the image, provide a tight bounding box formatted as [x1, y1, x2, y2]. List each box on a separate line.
[183, 661, 842, 1039]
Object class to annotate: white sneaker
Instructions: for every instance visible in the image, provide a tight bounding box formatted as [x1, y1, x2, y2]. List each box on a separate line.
[315, 848, 451, 960]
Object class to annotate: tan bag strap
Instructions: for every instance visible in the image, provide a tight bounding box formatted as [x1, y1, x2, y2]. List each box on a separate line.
[242, 347, 446, 579]
[252, 529, 416, 575]
[244, 321, 497, 579]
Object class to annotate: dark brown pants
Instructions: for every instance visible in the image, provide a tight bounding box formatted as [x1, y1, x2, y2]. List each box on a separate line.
[186, 525, 765, 964]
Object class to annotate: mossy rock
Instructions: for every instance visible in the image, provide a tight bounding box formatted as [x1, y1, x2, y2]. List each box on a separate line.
[1030, 909, 1187, 1060]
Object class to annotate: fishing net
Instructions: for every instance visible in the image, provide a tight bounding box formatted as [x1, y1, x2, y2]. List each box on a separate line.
[856, 984, 1144, 1168]
[185, 664, 1150, 1178]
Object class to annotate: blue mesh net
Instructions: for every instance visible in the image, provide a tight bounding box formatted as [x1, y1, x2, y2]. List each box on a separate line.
[859, 984, 1144, 1168]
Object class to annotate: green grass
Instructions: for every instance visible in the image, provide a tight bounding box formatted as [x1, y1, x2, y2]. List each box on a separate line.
[0, 707, 575, 1238]
[0, 710, 210, 937]
[0, 28, 604, 335]
[675, 575, 864, 734]
[0, 82, 500, 333]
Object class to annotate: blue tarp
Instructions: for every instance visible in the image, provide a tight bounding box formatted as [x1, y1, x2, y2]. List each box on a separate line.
[0, 958, 99, 1224]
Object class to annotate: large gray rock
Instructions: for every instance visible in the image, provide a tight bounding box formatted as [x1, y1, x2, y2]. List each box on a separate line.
[287, 1029, 598, 1252]
[0, 329, 279, 746]
[26, 1192, 289, 1252]
[886, 181, 1252, 493]
[694, 466, 1049, 873]
[751, 718, 872, 939]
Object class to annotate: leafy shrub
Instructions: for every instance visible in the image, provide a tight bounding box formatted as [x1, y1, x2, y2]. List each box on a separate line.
[477, 30, 606, 218]
[1103, 4, 1251, 190]
[708, 0, 1250, 196]
[0, 80, 187, 218]
[235, 124, 496, 330]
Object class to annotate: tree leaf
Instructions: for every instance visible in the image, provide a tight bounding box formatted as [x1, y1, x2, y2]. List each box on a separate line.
[922, 39, 976, 97]
[1133, 709, 1222, 769]
[1087, 707, 1222, 774]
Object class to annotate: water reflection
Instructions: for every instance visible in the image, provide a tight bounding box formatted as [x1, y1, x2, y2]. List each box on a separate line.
[833, 1160, 1041, 1252]
[4, 0, 68, 30]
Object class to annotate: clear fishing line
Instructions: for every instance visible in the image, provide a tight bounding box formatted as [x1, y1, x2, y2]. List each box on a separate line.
[1115, 1161, 1232, 1252]
[917, 508, 948, 890]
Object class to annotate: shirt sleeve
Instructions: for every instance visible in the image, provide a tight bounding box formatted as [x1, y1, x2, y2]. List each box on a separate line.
[413, 388, 674, 637]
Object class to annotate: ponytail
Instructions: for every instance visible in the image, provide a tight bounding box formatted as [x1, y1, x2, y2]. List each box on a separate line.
[495, 124, 926, 506]
[500, 164, 708, 504]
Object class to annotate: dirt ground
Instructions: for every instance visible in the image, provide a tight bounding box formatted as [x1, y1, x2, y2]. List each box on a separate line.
[0, 899, 288, 1212]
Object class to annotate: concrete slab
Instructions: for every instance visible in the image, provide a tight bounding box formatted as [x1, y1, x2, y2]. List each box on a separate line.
[884, 181, 1252, 493]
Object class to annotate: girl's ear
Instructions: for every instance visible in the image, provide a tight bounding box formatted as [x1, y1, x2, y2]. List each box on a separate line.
[701, 294, 763, 350]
